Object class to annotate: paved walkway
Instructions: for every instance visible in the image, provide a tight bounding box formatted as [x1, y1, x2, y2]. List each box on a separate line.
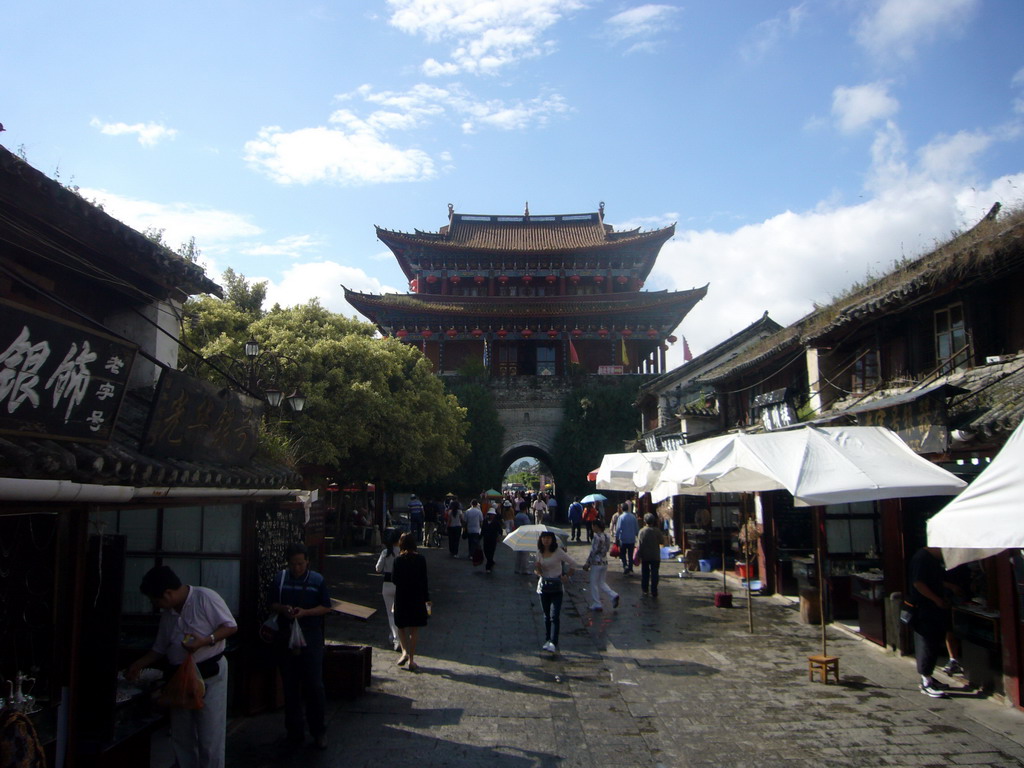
[197, 539, 1024, 767]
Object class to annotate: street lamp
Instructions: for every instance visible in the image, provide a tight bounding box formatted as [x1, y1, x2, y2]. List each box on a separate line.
[227, 338, 306, 412]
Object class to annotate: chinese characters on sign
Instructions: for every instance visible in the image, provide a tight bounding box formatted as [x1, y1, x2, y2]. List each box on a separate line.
[0, 300, 136, 442]
[142, 368, 262, 465]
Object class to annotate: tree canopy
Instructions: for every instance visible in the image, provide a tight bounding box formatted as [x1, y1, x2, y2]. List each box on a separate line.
[552, 378, 641, 501]
[181, 274, 470, 486]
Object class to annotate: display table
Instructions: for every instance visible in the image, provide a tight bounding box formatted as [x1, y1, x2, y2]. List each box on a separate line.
[952, 604, 1002, 694]
[852, 572, 886, 646]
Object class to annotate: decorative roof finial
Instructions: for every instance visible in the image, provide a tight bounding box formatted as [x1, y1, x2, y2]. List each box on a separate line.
[599, 201, 605, 219]
[524, 201, 530, 217]
[448, 203, 454, 218]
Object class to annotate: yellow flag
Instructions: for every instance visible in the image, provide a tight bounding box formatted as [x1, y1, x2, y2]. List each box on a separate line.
[621, 338, 629, 367]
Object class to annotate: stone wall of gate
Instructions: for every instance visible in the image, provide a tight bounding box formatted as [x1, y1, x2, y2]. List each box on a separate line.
[485, 376, 572, 460]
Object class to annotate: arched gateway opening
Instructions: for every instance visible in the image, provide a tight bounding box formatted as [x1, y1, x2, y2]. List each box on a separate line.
[501, 445, 560, 520]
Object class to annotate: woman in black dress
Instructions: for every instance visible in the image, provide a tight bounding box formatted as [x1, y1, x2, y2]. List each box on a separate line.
[392, 532, 430, 671]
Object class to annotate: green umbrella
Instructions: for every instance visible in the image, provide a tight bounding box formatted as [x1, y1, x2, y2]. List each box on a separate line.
[484, 488, 503, 498]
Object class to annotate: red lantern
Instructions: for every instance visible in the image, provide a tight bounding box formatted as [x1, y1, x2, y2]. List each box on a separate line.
[594, 275, 605, 284]
[621, 328, 633, 338]
[471, 328, 483, 338]
[635, 280, 644, 289]
[646, 328, 658, 338]
[450, 275, 461, 285]
[569, 275, 581, 286]
[496, 328, 508, 339]
[598, 327, 609, 338]
[545, 274, 557, 285]
[426, 275, 438, 284]
[521, 328, 534, 338]
[616, 275, 629, 285]
[667, 335, 678, 344]
[446, 328, 458, 338]
[522, 274, 533, 285]
[474, 275, 486, 285]
[421, 328, 434, 338]
[547, 328, 558, 338]
[409, 278, 419, 292]
[571, 328, 583, 338]
[498, 275, 510, 285]
[396, 328, 409, 339]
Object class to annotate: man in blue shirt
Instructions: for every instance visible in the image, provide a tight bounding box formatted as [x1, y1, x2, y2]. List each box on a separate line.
[567, 497, 584, 542]
[615, 506, 639, 574]
[269, 543, 333, 749]
[408, 494, 425, 543]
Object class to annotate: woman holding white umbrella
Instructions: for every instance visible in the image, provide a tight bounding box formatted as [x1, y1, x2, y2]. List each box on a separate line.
[534, 531, 580, 653]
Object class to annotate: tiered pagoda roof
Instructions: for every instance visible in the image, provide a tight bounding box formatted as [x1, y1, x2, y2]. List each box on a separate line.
[344, 286, 707, 334]
[377, 206, 675, 281]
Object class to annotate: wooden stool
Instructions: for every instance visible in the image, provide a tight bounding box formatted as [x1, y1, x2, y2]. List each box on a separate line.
[808, 654, 839, 684]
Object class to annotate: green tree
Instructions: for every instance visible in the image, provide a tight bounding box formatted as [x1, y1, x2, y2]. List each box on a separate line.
[182, 290, 469, 486]
[423, 378, 505, 497]
[552, 378, 641, 501]
[222, 267, 267, 318]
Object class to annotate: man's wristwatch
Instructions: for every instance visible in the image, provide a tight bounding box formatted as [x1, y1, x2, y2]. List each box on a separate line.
[209, 634, 216, 646]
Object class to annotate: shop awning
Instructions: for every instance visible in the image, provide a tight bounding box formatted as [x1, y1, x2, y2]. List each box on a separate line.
[927, 418, 1024, 568]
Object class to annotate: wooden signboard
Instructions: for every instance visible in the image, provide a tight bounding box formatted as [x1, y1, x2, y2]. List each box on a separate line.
[331, 599, 376, 621]
[0, 299, 136, 442]
[141, 368, 263, 464]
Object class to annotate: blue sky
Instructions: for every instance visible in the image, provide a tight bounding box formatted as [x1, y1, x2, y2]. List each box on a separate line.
[4, 0, 1023, 366]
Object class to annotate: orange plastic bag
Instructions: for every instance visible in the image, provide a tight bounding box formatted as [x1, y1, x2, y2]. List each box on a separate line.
[158, 654, 206, 710]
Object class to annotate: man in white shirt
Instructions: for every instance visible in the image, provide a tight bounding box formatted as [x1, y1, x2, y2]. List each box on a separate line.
[464, 499, 484, 559]
[127, 565, 238, 768]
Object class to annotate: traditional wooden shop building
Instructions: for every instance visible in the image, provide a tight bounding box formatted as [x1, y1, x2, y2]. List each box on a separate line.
[0, 145, 310, 766]
[692, 204, 1024, 708]
[345, 204, 707, 376]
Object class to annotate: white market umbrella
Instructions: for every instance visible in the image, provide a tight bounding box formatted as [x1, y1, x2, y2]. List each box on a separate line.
[629, 451, 671, 493]
[643, 425, 967, 654]
[651, 426, 966, 506]
[502, 524, 571, 552]
[928, 418, 1024, 569]
[595, 452, 655, 492]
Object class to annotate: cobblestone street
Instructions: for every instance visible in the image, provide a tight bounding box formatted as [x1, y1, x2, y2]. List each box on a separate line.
[216, 541, 1024, 768]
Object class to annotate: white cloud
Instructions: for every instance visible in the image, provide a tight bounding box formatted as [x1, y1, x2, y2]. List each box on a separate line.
[239, 235, 322, 260]
[648, 115, 1024, 368]
[261, 261, 401, 315]
[605, 4, 679, 44]
[78, 187, 261, 247]
[245, 83, 567, 185]
[855, 0, 978, 60]
[741, 4, 806, 61]
[90, 118, 178, 147]
[387, 0, 584, 75]
[832, 83, 899, 133]
[243, 125, 437, 186]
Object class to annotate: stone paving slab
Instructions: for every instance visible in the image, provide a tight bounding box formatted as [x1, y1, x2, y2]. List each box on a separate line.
[154, 539, 1024, 767]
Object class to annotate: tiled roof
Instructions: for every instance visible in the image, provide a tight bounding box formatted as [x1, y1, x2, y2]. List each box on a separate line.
[344, 286, 707, 327]
[377, 211, 674, 254]
[0, 145, 221, 299]
[816, 356, 1024, 440]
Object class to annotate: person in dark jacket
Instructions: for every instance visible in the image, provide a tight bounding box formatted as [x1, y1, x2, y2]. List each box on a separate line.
[908, 546, 955, 698]
[636, 513, 663, 597]
[481, 507, 503, 572]
[392, 532, 430, 671]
